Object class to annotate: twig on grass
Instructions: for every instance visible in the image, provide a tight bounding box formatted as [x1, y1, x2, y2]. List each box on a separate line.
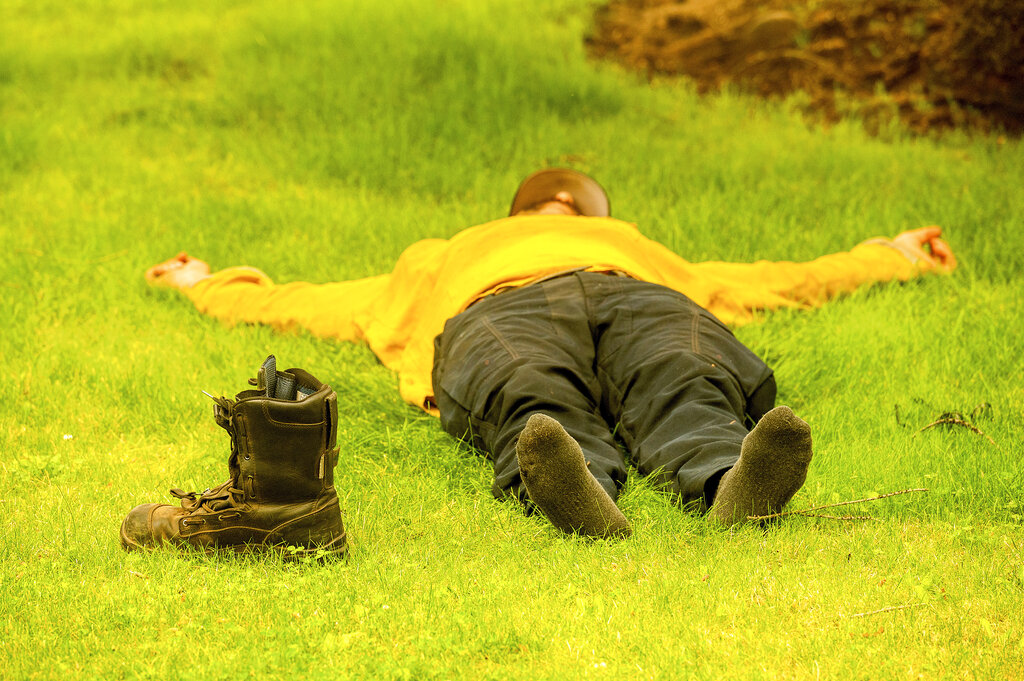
[747, 488, 929, 522]
[791, 513, 875, 521]
[914, 416, 999, 448]
[849, 602, 929, 618]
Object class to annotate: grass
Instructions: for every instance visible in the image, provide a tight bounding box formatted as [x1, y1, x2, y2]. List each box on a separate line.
[1, 0, 1023, 678]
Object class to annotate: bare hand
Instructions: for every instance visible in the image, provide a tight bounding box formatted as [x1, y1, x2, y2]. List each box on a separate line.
[892, 226, 957, 273]
[145, 252, 211, 289]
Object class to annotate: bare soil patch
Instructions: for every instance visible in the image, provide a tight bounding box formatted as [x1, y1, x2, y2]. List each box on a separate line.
[587, 0, 1024, 135]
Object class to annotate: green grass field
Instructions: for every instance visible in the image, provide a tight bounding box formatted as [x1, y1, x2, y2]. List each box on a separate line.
[2, 0, 1022, 678]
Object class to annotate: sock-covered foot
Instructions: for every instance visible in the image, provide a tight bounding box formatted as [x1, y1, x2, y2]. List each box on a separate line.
[711, 405, 813, 526]
[516, 413, 631, 539]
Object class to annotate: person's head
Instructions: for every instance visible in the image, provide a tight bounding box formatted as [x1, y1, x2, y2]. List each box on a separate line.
[509, 168, 610, 217]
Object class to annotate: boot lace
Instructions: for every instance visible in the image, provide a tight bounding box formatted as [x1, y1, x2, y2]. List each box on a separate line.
[170, 481, 245, 515]
[171, 392, 247, 518]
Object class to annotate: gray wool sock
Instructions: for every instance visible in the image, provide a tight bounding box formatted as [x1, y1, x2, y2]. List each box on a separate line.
[516, 413, 631, 539]
[711, 405, 813, 526]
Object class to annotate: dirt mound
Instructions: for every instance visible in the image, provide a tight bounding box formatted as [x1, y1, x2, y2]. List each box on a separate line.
[587, 0, 1024, 135]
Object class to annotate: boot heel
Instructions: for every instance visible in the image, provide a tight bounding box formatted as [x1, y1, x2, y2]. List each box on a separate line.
[273, 497, 347, 552]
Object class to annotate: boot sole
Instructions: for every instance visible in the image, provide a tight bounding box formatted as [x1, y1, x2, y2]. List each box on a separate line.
[280, 532, 348, 561]
[119, 519, 348, 560]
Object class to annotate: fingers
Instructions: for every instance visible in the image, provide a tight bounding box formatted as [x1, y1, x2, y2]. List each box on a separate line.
[891, 226, 959, 272]
[905, 225, 942, 246]
[145, 252, 200, 285]
[146, 255, 183, 282]
[145, 262, 170, 283]
[928, 237, 957, 272]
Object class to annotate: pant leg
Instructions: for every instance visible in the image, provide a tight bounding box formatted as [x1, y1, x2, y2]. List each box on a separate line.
[584, 274, 776, 507]
[432, 275, 628, 501]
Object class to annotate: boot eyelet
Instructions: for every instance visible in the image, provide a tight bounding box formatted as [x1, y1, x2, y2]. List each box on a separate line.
[243, 454, 251, 460]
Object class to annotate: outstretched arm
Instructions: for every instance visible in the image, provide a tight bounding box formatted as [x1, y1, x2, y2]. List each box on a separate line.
[683, 226, 957, 325]
[145, 252, 390, 344]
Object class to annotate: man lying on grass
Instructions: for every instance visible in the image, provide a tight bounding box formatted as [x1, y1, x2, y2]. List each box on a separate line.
[128, 168, 956, 552]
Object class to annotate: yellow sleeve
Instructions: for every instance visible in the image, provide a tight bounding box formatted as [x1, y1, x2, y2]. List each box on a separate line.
[183, 267, 390, 342]
[686, 240, 922, 325]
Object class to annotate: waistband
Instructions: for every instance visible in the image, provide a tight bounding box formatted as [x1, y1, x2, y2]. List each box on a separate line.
[468, 267, 634, 307]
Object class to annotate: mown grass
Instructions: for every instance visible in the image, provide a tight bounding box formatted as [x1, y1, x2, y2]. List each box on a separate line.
[1, 0, 1022, 679]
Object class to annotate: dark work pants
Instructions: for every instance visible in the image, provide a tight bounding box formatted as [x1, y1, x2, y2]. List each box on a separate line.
[431, 272, 777, 508]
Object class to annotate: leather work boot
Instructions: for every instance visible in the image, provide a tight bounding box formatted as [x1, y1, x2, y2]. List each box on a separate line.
[120, 356, 347, 559]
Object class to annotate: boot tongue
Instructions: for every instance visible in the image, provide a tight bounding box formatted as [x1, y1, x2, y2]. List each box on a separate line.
[256, 355, 278, 397]
[254, 354, 303, 400]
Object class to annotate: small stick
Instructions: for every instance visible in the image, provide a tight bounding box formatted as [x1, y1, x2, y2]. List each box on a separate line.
[747, 488, 928, 521]
[789, 512, 874, 521]
[850, 602, 929, 618]
[914, 417, 999, 448]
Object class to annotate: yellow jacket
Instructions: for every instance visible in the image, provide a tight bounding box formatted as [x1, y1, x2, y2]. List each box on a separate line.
[184, 215, 920, 414]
